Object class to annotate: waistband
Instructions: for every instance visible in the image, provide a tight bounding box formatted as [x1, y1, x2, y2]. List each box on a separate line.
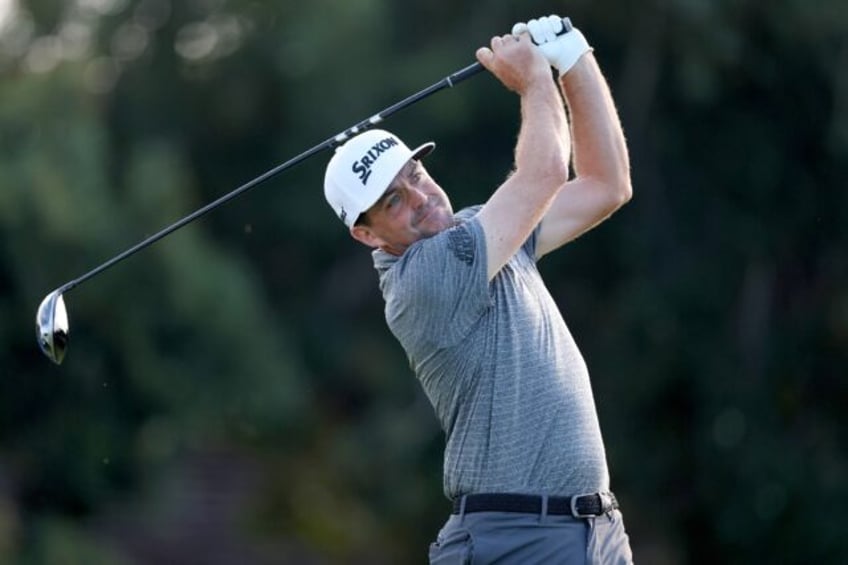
[452, 492, 619, 518]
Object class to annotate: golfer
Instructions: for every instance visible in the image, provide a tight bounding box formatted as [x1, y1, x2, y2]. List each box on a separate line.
[324, 15, 633, 564]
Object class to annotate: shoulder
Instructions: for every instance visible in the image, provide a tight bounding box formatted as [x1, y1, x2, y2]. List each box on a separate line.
[375, 206, 483, 275]
[377, 209, 486, 301]
[455, 205, 483, 221]
[380, 208, 492, 349]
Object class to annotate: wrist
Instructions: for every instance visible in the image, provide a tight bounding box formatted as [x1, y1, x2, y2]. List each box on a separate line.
[558, 50, 596, 89]
[550, 28, 593, 76]
[519, 73, 561, 101]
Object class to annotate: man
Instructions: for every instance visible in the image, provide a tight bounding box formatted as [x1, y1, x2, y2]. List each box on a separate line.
[324, 15, 633, 564]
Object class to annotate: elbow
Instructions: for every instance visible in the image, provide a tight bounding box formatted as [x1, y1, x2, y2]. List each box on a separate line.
[546, 153, 570, 189]
[598, 172, 632, 216]
[611, 165, 633, 208]
[618, 175, 633, 206]
[551, 159, 570, 189]
[538, 152, 570, 189]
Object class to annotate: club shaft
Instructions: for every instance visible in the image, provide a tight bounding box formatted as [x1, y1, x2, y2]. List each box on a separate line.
[57, 61, 485, 295]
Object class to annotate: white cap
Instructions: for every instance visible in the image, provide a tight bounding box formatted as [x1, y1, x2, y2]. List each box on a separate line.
[324, 129, 435, 228]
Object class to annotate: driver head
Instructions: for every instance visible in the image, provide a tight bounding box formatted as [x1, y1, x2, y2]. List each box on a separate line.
[36, 291, 69, 364]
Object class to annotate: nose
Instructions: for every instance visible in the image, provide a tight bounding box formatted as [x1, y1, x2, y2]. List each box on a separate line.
[407, 186, 427, 209]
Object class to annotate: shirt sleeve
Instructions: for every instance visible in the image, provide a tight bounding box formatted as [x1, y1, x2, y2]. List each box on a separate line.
[384, 216, 491, 351]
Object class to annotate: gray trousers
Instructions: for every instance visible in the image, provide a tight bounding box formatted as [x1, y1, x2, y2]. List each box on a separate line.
[428, 504, 633, 564]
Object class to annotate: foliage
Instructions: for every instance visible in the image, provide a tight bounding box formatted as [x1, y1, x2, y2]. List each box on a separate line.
[1, 0, 846, 562]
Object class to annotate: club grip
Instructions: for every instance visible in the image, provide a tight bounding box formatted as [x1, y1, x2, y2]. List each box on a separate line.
[448, 62, 485, 86]
[527, 16, 573, 45]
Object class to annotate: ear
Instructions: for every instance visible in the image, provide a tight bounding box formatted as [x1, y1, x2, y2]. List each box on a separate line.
[350, 225, 383, 249]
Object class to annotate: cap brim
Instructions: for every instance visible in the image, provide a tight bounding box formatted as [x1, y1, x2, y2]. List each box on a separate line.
[412, 142, 436, 161]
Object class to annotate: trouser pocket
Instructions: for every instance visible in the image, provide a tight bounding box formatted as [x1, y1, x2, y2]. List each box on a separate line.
[429, 527, 473, 564]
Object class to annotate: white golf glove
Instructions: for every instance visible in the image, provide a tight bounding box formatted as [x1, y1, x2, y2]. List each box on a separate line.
[512, 15, 591, 75]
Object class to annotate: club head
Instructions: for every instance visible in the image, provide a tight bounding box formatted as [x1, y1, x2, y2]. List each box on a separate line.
[36, 290, 69, 365]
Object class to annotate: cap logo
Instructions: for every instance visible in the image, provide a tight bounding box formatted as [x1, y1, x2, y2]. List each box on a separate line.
[351, 137, 399, 186]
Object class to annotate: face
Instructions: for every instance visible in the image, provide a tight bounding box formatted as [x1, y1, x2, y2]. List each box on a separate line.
[351, 159, 454, 255]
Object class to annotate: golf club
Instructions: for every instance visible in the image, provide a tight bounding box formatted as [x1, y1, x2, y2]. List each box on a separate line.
[36, 18, 573, 364]
[35, 61, 487, 364]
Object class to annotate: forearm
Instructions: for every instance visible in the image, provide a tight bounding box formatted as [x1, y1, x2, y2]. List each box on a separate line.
[513, 78, 570, 185]
[474, 32, 572, 278]
[479, 78, 568, 278]
[507, 17, 631, 257]
[560, 53, 631, 194]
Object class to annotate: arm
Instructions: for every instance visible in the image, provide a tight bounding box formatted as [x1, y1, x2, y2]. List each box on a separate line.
[474, 34, 570, 280]
[535, 51, 632, 258]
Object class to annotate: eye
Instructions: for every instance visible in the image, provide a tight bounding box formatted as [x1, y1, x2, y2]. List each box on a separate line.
[385, 192, 401, 209]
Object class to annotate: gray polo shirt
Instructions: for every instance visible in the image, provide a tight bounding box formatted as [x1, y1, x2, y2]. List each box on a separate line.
[373, 206, 609, 499]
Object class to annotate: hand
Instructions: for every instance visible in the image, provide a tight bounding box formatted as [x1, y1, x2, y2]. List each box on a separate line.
[475, 33, 551, 94]
[512, 15, 591, 75]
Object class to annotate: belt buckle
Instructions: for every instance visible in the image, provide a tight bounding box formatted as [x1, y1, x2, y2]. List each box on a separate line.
[599, 492, 613, 513]
[570, 493, 598, 518]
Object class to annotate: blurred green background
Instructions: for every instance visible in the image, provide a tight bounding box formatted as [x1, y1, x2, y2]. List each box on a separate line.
[1, 0, 846, 563]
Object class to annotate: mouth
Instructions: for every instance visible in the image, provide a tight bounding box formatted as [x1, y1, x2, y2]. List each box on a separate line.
[416, 206, 435, 226]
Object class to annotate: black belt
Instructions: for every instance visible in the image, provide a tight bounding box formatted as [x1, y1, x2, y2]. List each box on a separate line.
[452, 492, 619, 518]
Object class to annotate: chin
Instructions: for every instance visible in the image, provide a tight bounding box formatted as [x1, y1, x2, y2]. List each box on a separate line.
[431, 209, 455, 230]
